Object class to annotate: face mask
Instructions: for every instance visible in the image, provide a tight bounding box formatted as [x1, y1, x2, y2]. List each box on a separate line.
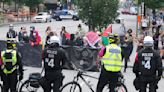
[33, 33, 36, 36]
[24, 33, 27, 36]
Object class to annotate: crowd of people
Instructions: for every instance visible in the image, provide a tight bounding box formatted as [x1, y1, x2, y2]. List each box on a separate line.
[139, 14, 164, 59]
[6, 23, 102, 48]
[6, 24, 41, 46]
[4, 21, 164, 72]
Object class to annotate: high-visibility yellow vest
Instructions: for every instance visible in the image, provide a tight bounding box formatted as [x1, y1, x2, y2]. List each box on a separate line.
[102, 44, 122, 72]
[1, 49, 17, 74]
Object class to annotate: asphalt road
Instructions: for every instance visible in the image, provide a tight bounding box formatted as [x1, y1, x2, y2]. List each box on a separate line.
[0, 14, 137, 42]
[0, 15, 164, 92]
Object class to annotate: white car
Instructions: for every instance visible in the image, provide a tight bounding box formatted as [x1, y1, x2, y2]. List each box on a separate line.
[115, 17, 124, 24]
[32, 12, 52, 23]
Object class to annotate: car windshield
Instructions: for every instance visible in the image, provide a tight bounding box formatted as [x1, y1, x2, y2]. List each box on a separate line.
[38, 14, 43, 16]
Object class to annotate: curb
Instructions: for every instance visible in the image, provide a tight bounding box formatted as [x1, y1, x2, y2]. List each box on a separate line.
[0, 21, 32, 27]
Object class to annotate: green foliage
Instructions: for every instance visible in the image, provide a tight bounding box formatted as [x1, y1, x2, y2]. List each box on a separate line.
[77, 0, 119, 29]
[24, 0, 43, 9]
[138, 0, 164, 9]
[3, 0, 12, 5]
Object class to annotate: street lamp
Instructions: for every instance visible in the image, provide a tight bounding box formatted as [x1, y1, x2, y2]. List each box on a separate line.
[2, 0, 4, 23]
[88, 0, 92, 31]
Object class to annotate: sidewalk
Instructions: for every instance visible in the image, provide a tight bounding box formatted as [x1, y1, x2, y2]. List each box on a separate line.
[0, 16, 32, 27]
[0, 21, 31, 27]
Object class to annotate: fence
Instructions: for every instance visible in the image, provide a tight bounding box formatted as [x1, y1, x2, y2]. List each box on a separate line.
[0, 40, 100, 71]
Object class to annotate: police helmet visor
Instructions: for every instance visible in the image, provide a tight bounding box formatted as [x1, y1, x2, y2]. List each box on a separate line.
[143, 41, 153, 46]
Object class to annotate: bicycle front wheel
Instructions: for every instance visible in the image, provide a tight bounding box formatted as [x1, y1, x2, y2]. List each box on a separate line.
[60, 81, 82, 92]
[0, 83, 3, 92]
[19, 80, 44, 92]
[102, 83, 128, 92]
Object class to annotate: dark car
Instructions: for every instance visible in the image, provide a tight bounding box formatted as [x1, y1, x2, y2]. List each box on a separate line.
[52, 10, 79, 21]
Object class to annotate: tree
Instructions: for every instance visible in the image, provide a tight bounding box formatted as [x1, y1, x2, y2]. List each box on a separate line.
[138, 0, 164, 9]
[24, 0, 43, 12]
[77, 0, 119, 30]
[3, 0, 12, 5]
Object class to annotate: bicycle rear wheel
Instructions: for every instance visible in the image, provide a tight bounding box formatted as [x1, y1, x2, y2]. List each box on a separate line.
[0, 84, 3, 92]
[19, 80, 44, 92]
[60, 81, 82, 92]
[102, 83, 128, 92]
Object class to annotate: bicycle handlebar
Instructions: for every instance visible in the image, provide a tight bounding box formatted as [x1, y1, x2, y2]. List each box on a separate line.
[71, 62, 86, 73]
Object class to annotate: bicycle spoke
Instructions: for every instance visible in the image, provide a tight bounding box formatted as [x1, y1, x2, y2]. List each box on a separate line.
[22, 84, 33, 92]
[69, 84, 79, 92]
[72, 84, 78, 92]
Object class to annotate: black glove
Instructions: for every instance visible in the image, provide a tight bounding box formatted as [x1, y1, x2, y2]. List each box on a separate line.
[19, 75, 23, 81]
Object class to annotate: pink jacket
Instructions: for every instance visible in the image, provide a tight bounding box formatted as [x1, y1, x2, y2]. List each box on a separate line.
[29, 30, 41, 46]
[99, 46, 106, 57]
[0, 52, 3, 66]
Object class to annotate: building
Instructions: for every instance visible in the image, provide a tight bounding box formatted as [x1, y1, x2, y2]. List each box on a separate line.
[44, 0, 58, 10]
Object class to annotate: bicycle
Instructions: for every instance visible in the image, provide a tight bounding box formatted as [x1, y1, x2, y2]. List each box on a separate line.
[60, 69, 128, 92]
[19, 72, 44, 92]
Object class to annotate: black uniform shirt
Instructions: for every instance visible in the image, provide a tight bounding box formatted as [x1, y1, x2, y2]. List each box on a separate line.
[133, 48, 162, 77]
[43, 47, 67, 71]
[6, 29, 17, 38]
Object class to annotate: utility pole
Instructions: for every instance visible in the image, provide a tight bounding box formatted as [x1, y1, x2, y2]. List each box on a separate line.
[141, 0, 145, 18]
[136, 0, 139, 37]
[88, 0, 92, 31]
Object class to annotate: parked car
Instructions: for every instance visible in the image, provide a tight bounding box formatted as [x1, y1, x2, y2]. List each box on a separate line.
[52, 10, 79, 21]
[32, 12, 52, 23]
[121, 8, 130, 15]
[129, 6, 137, 15]
[115, 17, 124, 24]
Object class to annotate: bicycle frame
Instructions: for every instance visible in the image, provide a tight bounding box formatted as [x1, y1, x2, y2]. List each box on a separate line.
[72, 71, 98, 92]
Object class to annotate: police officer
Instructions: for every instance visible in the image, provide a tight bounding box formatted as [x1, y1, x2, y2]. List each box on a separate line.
[133, 36, 163, 92]
[96, 34, 122, 92]
[41, 36, 67, 92]
[0, 40, 23, 92]
[6, 24, 17, 39]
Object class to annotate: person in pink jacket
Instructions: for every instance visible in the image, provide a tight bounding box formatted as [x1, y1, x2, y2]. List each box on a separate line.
[29, 26, 41, 46]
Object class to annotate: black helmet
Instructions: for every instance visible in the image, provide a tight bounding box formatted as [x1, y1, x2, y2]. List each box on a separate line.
[108, 33, 119, 44]
[30, 26, 35, 32]
[6, 39, 16, 49]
